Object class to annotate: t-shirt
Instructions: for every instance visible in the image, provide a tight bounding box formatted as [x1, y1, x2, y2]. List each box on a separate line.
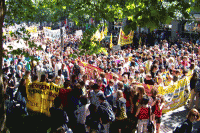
[58, 88, 72, 108]
[49, 107, 69, 132]
[144, 79, 155, 85]
[90, 90, 104, 108]
[174, 119, 193, 133]
[97, 101, 111, 124]
[75, 104, 90, 124]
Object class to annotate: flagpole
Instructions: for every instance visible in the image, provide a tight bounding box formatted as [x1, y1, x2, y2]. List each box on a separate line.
[118, 28, 121, 45]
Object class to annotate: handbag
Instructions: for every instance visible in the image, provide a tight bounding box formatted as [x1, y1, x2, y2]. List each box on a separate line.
[147, 106, 155, 133]
[118, 101, 127, 120]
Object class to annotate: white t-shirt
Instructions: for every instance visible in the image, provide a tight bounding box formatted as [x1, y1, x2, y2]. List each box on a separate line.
[55, 62, 62, 76]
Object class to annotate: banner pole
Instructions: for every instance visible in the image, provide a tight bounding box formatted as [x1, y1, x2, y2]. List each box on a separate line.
[60, 27, 63, 62]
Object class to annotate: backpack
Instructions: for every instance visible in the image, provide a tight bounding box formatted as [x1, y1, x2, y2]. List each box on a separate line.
[100, 103, 115, 122]
[118, 100, 127, 120]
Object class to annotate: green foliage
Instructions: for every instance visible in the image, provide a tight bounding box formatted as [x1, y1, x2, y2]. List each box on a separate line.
[3, 0, 200, 55]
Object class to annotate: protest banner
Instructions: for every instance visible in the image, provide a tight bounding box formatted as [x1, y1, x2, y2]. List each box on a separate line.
[135, 75, 191, 114]
[26, 62, 192, 116]
[91, 30, 101, 42]
[157, 76, 191, 113]
[44, 28, 60, 39]
[112, 45, 121, 52]
[75, 30, 83, 39]
[118, 29, 134, 46]
[26, 27, 37, 33]
[43, 27, 51, 30]
[26, 81, 62, 116]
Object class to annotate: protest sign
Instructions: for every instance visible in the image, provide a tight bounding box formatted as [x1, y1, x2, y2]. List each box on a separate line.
[112, 45, 121, 52]
[26, 81, 62, 116]
[75, 30, 83, 39]
[118, 29, 134, 46]
[157, 76, 191, 113]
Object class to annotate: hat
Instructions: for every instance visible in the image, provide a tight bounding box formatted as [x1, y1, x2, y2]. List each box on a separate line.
[97, 94, 106, 100]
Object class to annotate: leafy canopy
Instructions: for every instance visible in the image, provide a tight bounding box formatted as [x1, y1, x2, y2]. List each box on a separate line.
[3, 0, 200, 55]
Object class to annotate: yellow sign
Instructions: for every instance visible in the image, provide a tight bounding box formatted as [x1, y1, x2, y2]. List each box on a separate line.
[160, 76, 192, 114]
[27, 27, 37, 33]
[118, 29, 134, 46]
[26, 81, 62, 116]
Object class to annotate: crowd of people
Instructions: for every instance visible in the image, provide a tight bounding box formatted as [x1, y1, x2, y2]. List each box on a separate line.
[2, 26, 200, 133]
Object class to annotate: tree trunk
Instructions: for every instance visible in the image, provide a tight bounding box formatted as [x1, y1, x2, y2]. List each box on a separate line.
[0, 0, 7, 132]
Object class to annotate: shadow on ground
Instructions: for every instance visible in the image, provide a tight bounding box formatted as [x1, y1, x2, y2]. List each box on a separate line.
[160, 106, 200, 133]
[6, 110, 51, 133]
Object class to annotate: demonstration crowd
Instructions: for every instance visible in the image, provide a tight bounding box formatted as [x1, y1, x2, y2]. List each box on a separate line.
[2, 28, 200, 133]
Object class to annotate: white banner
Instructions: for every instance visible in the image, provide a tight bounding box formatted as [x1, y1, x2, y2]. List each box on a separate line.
[44, 29, 60, 39]
[75, 30, 83, 39]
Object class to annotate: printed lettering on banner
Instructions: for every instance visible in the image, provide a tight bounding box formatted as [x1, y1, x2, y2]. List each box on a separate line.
[26, 81, 62, 116]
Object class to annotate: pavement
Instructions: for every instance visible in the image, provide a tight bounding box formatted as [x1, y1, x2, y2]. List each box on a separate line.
[160, 105, 200, 133]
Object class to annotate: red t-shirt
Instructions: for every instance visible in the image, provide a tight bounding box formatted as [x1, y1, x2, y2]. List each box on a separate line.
[154, 102, 163, 117]
[58, 88, 72, 108]
[138, 106, 150, 120]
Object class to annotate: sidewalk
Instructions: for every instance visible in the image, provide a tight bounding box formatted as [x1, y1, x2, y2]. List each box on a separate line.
[160, 106, 200, 133]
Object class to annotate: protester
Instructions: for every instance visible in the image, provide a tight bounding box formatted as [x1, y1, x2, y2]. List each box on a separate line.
[3, 25, 200, 133]
[135, 95, 151, 133]
[114, 90, 127, 133]
[173, 108, 200, 133]
[49, 97, 69, 133]
[97, 94, 114, 133]
[188, 70, 198, 109]
[154, 95, 165, 133]
[75, 96, 90, 133]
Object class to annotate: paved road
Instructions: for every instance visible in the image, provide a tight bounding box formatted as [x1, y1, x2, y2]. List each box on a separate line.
[160, 106, 200, 133]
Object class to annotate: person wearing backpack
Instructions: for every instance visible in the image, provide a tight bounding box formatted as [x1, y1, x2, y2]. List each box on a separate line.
[173, 108, 200, 133]
[86, 104, 103, 133]
[97, 94, 115, 133]
[113, 90, 127, 133]
[49, 97, 69, 133]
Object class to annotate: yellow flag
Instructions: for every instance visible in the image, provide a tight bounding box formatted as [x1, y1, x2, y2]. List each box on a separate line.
[139, 37, 142, 45]
[100, 29, 105, 43]
[91, 30, 101, 41]
[118, 29, 134, 46]
[104, 27, 108, 36]
[118, 28, 122, 45]
[110, 33, 113, 48]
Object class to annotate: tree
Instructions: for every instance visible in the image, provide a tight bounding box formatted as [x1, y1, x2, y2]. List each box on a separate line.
[1, 0, 200, 131]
